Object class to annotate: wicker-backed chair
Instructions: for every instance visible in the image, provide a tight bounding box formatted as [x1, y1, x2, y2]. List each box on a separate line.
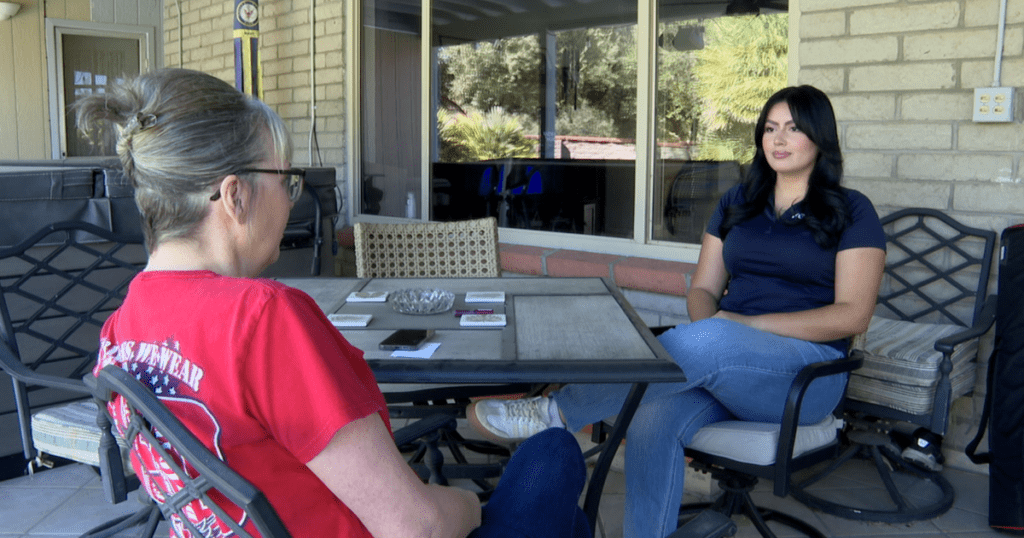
[352, 217, 518, 492]
[353, 217, 500, 278]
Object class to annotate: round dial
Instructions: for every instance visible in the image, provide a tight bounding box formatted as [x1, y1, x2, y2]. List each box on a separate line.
[236, 1, 258, 26]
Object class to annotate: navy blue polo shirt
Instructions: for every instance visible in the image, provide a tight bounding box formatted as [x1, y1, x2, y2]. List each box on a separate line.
[706, 184, 885, 352]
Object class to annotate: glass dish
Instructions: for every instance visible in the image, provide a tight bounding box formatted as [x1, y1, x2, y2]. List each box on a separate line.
[391, 288, 455, 315]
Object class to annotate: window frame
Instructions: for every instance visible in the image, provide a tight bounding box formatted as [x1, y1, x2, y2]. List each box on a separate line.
[345, 0, 705, 263]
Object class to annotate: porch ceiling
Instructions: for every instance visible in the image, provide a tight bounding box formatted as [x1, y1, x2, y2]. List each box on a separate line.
[369, 0, 787, 43]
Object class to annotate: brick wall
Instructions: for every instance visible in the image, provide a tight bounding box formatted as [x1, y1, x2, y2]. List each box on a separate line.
[797, 0, 1023, 470]
[799, 0, 1024, 232]
[162, 0, 347, 185]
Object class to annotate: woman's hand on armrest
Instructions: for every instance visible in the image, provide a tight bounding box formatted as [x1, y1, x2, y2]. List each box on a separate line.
[306, 412, 482, 538]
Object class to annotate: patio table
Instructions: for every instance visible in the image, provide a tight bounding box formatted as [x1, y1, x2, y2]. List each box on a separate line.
[278, 276, 686, 534]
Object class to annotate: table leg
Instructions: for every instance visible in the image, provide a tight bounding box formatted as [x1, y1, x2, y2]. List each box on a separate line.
[581, 382, 648, 536]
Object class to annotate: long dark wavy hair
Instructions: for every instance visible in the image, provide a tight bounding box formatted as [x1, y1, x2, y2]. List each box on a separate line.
[718, 85, 850, 250]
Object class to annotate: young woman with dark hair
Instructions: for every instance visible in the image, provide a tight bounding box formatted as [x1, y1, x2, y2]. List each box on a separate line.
[719, 85, 849, 250]
[469, 85, 887, 538]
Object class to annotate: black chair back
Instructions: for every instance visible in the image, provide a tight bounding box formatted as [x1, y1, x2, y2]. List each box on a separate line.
[877, 207, 996, 327]
[0, 220, 146, 462]
[92, 365, 292, 538]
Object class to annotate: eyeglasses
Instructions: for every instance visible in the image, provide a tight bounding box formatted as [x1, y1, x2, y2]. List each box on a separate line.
[211, 168, 306, 202]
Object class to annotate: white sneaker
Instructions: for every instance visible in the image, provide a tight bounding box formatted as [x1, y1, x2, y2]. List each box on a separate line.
[468, 397, 560, 443]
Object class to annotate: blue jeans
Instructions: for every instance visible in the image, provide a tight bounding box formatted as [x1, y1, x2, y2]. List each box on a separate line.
[551, 319, 846, 538]
[470, 427, 591, 538]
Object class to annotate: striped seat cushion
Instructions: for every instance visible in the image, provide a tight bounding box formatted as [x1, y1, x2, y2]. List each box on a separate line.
[31, 400, 133, 474]
[847, 316, 979, 415]
[688, 415, 843, 466]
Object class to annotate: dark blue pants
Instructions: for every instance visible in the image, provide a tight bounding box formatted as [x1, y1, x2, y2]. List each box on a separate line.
[470, 428, 591, 538]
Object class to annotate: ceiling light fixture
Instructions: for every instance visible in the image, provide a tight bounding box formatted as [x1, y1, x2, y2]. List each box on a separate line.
[0, 2, 21, 20]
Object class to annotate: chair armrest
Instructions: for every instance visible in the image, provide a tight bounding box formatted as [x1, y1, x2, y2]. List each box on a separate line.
[649, 325, 674, 337]
[773, 353, 864, 497]
[0, 341, 90, 394]
[934, 294, 997, 355]
[83, 374, 131, 504]
[392, 412, 458, 447]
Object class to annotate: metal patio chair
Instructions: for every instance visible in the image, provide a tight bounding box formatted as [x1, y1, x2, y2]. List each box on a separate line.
[0, 220, 155, 537]
[353, 217, 501, 278]
[90, 364, 477, 537]
[791, 207, 998, 522]
[90, 365, 292, 538]
[353, 217, 522, 492]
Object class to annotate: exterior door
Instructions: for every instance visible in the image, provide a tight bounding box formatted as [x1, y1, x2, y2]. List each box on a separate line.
[46, 20, 154, 158]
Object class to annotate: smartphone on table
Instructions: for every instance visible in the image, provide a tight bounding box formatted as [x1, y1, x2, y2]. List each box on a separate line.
[379, 329, 434, 351]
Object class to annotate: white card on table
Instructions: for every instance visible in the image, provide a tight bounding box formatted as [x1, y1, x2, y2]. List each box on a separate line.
[460, 313, 507, 327]
[346, 291, 388, 302]
[328, 313, 373, 327]
[390, 342, 441, 359]
[465, 291, 505, 303]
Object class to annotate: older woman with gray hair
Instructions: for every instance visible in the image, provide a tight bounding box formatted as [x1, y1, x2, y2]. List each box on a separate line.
[81, 68, 589, 538]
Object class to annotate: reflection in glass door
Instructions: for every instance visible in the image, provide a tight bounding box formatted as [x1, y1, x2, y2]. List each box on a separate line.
[359, 0, 422, 218]
[61, 34, 140, 157]
[651, 7, 787, 243]
[430, 0, 638, 238]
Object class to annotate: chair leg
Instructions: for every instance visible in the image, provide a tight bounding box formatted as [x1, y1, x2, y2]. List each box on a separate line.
[668, 509, 737, 538]
[396, 414, 507, 498]
[680, 474, 827, 538]
[790, 429, 955, 523]
[78, 502, 161, 538]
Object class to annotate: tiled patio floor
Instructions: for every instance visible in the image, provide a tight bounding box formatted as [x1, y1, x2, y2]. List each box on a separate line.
[0, 429, 1003, 538]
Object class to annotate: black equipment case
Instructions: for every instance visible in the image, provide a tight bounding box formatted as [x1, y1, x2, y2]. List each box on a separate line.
[0, 160, 143, 246]
[0, 159, 339, 275]
[967, 223, 1024, 534]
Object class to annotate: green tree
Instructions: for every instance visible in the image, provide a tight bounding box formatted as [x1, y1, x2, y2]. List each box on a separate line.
[441, 37, 542, 116]
[440, 27, 640, 141]
[657, 22, 703, 145]
[575, 26, 638, 139]
[556, 105, 615, 138]
[693, 14, 789, 162]
[438, 108, 537, 162]
[438, 14, 788, 160]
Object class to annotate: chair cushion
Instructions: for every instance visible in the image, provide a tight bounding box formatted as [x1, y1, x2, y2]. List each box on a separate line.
[853, 316, 979, 387]
[847, 361, 976, 415]
[31, 400, 132, 473]
[847, 316, 979, 415]
[688, 415, 842, 466]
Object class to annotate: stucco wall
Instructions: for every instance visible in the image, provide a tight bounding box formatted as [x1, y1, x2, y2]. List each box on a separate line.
[0, 0, 162, 160]
[0, 0, 75, 160]
[797, 0, 1023, 471]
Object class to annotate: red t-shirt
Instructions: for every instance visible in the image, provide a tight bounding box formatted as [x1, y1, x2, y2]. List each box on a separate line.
[95, 270, 388, 537]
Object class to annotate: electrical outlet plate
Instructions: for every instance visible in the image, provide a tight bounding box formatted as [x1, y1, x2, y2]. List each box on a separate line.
[974, 87, 1015, 122]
